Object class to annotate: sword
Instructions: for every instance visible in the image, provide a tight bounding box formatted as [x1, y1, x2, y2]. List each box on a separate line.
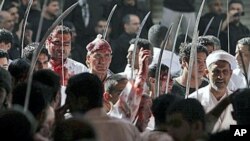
[165, 15, 184, 95]
[154, 23, 173, 98]
[185, 0, 206, 99]
[0, 0, 5, 11]
[103, 4, 117, 40]
[130, 12, 151, 80]
[227, 0, 230, 53]
[184, 18, 191, 44]
[24, 1, 79, 112]
[20, 0, 33, 58]
[203, 16, 214, 36]
[35, 0, 48, 42]
[217, 20, 223, 38]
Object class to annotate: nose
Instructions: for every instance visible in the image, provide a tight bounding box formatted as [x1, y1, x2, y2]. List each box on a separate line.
[127, 52, 132, 60]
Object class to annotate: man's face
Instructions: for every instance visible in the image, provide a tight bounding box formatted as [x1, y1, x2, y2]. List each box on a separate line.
[0, 57, 8, 70]
[229, 3, 243, 23]
[127, 44, 139, 69]
[87, 49, 112, 76]
[185, 52, 207, 79]
[46, 1, 60, 17]
[48, 33, 71, 61]
[235, 44, 250, 73]
[136, 96, 152, 132]
[95, 20, 109, 35]
[160, 70, 173, 94]
[208, 60, 232, 91]
[0, 42, 11, 52]
[125, 15, 140, 34]
[36, 53, 49, 70]
[1, 12, 14, 32]
[209, 0, 223, 15]
[8, 7, 19, 24]
[110, 79, 128, 104]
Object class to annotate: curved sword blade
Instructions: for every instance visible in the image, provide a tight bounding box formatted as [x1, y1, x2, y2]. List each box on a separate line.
[130, 12, 151, 80]
[103, 4, 117, 40]
[0, 0, 5, 11]
[154, 23, 173, 98]
[203, 16, 214, 36]
[20, 0, 33, 58]
[24, 1, 79, 112]
[185, 0, 206, 99]
[165, 15, 183, 95]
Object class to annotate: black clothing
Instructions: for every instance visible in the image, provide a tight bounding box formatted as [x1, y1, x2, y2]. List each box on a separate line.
[163, 0, 195, 12]
[109, 32, 136, 73]
[171, 78, 209, 98]
[220, 22, 250, 55]
[198, 13, 226, 36]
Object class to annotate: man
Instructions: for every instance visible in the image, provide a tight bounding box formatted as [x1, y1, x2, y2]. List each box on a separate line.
[110, 14, 140, 73]
[86, 34, 113, 82]
[198, 0, 224, 36]
[228, 37, 250, 91]
[189, 50, 237, 132]
[0, 29, 13, 53]
[198, 36, 216, 54]
[46, 25, 88, 86]
[103, 74, 128, 113]
[147, 63, 174, 98]
[23, 42, 50, 70]
[220, 0, 250, 55]
[94, 19, 112, 43]
[166, 98, 206, 141]
[0, 50, 9, 70]
[231, 88, 250, 125]
[141, 95, 178, 141]
[0, 11, 15, 32]
[31, 0, 60, 41]
[65, 72, 142, 141]
[63, 0, 107, 48]
[124, 38, 153, 80]
[171, 43, 209, 98]
[148, 24, 181, 76]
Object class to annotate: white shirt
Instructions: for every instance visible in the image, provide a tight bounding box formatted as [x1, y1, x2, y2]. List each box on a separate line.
[189, 85, 236, 133]
[228, 67, 250, 91]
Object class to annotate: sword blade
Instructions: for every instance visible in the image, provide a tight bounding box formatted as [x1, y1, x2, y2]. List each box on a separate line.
[24, 1, 79, 112]
[203, 16, 214, 36]
[130, 12, 151, 80]
[154, 23, 173, 98]
[185, 0, 206, 99]
[103, 4, 117, 40]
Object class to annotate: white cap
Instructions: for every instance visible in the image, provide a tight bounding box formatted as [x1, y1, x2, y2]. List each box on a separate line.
[206, 50, 237, 70]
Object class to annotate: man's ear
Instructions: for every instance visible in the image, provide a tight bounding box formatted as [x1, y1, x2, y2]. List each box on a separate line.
[205, 69, 209, 75]
[103, 92, 111, 102]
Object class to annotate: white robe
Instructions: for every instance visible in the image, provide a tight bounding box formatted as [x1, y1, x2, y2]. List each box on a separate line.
[189, 85, 236, 133]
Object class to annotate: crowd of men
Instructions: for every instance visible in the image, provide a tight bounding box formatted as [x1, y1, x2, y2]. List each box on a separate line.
[0, 0, 250, 141]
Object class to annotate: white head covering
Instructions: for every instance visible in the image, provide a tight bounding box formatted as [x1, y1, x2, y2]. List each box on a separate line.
[206, 50, 237, 70]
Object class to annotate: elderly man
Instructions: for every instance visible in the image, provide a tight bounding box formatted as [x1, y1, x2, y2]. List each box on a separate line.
[86, 34, 113, 82]
[46, 25, 88, 86]
[228, 37, 250, 91]
[189, 50, 237, 132]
